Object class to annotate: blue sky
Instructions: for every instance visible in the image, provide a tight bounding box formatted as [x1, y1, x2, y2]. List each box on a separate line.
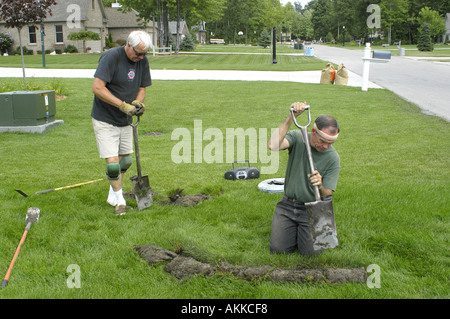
[280, 0, 312, 8]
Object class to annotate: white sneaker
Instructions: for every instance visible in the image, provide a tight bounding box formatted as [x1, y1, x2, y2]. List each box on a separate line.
[107, 185, 117, 206]
[114, 189, 126, 207]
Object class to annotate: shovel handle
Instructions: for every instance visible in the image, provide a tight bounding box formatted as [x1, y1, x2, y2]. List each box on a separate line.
[290, 106, 321, 201]
[2, 228, 29, 289]
[32, 178, 104, 196]
[130, 114, 141, 128]
[132, 115, 143, 183]
[290, 105, 311, 129]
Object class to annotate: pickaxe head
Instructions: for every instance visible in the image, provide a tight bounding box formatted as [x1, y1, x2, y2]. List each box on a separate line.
[25, 207, 40, 225]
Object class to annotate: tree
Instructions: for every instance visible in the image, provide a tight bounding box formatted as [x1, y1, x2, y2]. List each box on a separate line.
[291, 8, 313, 40]
[0, 0, 57, 86]
[310, 0, 332, 39]
[417, 22, 433, 51]
[67, 31, 101, 53]
[417, 6, 446, 42]
[258, 29, 271, 48]
[180, 31, 196, 51]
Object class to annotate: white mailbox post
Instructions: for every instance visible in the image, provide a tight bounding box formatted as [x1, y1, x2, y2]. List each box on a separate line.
[361, 43, 390, 91]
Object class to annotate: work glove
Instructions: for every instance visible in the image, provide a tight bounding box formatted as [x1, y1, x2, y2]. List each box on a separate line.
[131, 100, 146, 116]
[119, 101, 137, 115]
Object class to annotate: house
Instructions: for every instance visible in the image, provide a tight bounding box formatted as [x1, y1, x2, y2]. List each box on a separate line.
[168, 20, 189, 44]
[445, 13, 450, 42]
[0, 0, 156, 54]
[192, 22, 207, 44]
[104, 7, 157, 48]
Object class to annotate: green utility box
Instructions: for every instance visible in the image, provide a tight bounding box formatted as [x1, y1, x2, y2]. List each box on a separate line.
[0, 90, 56, 126]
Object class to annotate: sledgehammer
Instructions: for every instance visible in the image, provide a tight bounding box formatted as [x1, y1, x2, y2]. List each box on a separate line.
[1, 207, 40, 288]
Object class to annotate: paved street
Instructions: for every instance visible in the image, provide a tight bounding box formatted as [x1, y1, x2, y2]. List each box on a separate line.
[311, 44, 450, 121]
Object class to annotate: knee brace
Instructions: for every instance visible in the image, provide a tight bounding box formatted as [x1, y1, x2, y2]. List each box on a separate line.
[106, 162, 120, 180]
[119, 155, 133, 173]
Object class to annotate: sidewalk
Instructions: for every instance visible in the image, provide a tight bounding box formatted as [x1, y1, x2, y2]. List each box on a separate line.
[0, 67, 382, 89]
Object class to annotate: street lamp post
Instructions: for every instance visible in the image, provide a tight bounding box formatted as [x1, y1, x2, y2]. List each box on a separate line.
[36, 0, 46, 67]
[40, 18, 45, 68]
[342, 26, 346, 47]
[272, 27, 277, 64]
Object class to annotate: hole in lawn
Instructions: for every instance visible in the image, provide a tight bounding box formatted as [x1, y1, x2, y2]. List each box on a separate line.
[145, 132, 163, 136]
[124, 188, 219, 207]
[166, 188, 213, 207]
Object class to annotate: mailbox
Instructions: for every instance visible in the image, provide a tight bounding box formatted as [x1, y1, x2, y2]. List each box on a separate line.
[0, 90, 56, 126]
[372, 50, 391, 60]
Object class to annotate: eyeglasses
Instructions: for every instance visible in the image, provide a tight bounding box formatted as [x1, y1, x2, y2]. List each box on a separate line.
[132, 46, 147, 57]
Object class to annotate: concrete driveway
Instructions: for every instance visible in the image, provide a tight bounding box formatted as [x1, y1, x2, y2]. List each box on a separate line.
[311, 44, 450, 122]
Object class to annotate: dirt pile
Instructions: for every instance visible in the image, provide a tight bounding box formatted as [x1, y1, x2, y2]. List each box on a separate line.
[167, 188, 212, 207]
[125, 188, 213, 207]
[134, 244, 367, 284]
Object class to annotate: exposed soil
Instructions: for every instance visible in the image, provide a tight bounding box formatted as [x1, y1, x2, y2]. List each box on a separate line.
[167, 189, 212, 207]
[124, 188, 213, 207]
[134, 244, 368, 284]
[145, 132, 163, 136]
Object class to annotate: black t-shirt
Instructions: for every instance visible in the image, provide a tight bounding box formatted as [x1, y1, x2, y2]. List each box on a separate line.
[91, 46, 152, 127]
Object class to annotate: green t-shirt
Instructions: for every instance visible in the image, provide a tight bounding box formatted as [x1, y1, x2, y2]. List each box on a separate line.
[284, 130, 340, 203]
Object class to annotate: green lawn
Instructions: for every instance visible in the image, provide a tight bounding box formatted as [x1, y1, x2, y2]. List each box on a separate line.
[0, 76, 448, 299]
[326, 43, 450, 57]
[0, 43, 325, 71]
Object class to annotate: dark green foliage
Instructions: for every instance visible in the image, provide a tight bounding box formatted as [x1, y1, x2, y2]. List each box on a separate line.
[417, 23, 434, 51]
[180, 32, 196, 51]
[259, 29, 271, 48]
[64, 44, 78, 54]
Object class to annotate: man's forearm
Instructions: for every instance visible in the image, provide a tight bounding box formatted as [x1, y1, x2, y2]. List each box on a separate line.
[135, 87, 146, 103]
[92, 80, 122, 108]
[318, 185, 333, 198]
[269, 115, 292, 151]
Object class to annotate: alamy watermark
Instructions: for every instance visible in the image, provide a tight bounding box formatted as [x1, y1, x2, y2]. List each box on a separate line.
[366, 264, 381, 288]
[367, 4, 381, 29]
[66, 4, 81, 29]
[171, 120, 279, 174]
[66, 264, 81, 288]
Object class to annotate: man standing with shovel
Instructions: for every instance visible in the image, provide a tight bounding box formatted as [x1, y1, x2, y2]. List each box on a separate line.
[91, 31, 152, 215]
[268, 102, 340, 255]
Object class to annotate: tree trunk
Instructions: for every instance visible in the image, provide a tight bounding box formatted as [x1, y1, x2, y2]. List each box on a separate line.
[157, 0, 162, 48]
[163, 1, 169, 47]
[175, 0, 180, 55]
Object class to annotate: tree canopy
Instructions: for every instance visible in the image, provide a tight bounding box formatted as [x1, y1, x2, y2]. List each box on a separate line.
[105, 0, 450, 45]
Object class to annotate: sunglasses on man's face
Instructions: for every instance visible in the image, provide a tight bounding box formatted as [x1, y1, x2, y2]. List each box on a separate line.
[132, 46, 147, 57]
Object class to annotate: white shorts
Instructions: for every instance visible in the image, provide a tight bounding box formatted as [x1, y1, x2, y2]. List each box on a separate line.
[92, 118, 133, 159]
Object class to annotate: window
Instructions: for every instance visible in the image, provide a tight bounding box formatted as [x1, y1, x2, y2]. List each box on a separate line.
[92, 0, 95, 9]
[29, 26, 37, 44]
[55, 25, 63, 43]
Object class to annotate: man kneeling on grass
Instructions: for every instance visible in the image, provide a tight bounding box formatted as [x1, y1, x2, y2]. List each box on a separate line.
[268, 101, 340, 255]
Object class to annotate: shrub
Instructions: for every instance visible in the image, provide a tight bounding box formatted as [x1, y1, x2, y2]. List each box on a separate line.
[0, 31, 13, 54]
[14, 46, 33, 55]
[64, 44, 78, 53]
[105, 34, 116, 48]
[325, 32, 334, 43]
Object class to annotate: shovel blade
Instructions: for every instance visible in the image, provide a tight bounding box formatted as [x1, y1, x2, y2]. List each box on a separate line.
[130, 175, 153, 210]
[305, 200, 338, 252]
